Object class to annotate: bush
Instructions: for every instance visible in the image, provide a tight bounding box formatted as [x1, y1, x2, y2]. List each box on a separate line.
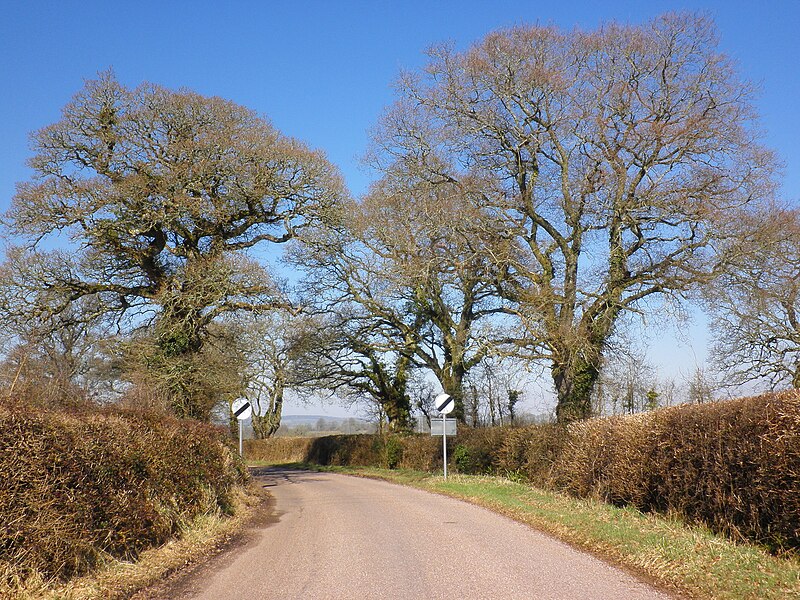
[244, 436, 314, 464]
[398, 435, 440, 471]
[383, 436, 403, 469]
[452, 443, 491, 474]
[0, 403, 247, 585]
[452, 444, 470, 473]
[551, 391, 800, 552]
[305, 434, 382, 466]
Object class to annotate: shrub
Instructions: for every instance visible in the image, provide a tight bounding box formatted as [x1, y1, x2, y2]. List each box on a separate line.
[383, 436, 404, 469]
[304, 434, 381, 466]
[0, 403, 247, 585]
[243, 436, 314, 464]
[551, 391, 800, 552]
[398, 435, 440, 471]
[453, 444, 471, 473]
[452, 442, 491, 474]
[644, 393, 800, 550]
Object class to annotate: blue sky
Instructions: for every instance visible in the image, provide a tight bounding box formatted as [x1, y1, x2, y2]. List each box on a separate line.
[2, 1, 799, 416]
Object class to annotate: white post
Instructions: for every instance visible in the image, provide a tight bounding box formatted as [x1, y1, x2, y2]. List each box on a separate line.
[239, 419, 243, 457]
[443, 413, 447, 480]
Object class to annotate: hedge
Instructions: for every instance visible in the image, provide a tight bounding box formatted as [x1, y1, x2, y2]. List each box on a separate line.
[0, 404, 248, 585]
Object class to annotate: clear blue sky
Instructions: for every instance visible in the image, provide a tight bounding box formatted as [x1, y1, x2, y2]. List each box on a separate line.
[1, 0, 799, 415]
[2, 1, 799, 203]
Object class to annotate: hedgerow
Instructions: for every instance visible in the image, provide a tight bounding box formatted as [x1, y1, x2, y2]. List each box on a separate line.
[0, 403, 247, 586]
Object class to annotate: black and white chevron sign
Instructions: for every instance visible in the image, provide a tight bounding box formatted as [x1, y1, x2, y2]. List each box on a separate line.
[232, 398, 252, 421]
[434, 393, 454, 414]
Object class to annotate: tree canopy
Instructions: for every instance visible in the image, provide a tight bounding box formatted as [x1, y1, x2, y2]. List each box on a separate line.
[2, 72, 345, 418]
[1, 14, 790, 425]
[708, 207, 800, 389]
[368, 13, 776, 421]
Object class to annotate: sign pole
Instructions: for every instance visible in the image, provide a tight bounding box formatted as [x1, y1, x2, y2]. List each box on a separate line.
[433, 393, 454, 480]
[443, 412, 447, 480]
[232, 397, 252, 459]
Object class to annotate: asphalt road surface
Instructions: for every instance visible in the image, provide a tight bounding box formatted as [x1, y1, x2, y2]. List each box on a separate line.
[158, 467, 675, 600]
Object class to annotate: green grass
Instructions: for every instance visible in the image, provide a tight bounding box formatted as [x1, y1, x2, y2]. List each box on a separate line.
[277, 464, 800, 600]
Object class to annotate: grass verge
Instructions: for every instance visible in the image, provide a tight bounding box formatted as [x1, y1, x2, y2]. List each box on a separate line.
[299, 464, 799, 600]
[2, 483, 266, 600]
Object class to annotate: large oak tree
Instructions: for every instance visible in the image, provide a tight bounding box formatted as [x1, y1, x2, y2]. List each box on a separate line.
[2, 72, 344, 419]
[237, 311, 317, 438]
[371, 14, 776, 421]
[292, 208, 424, 431]
[294, 174, 512, 426]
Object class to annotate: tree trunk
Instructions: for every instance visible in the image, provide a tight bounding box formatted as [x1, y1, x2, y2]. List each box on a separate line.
[551, 355, 600, 423]
[382, 389, 412, 433]
[252, 410, 282, 439]
[467, 386, 480, 427]
[252, 384, 285, 439]
[154, 305, 210, 420]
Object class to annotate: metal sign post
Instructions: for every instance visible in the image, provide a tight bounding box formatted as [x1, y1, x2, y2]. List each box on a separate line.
[434, 393, 454, 479]
[231, 398, 252, 457]
[443, 412, 447, 480]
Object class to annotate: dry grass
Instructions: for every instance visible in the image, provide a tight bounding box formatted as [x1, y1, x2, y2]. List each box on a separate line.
[2, 484, 265, 600]
[1, 403, 249, 593]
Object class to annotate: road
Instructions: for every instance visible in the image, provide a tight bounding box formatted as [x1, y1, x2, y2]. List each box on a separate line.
[155, 467, 675, 600]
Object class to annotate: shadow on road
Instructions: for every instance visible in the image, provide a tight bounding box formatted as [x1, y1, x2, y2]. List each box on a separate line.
[248, 465, 326, 488]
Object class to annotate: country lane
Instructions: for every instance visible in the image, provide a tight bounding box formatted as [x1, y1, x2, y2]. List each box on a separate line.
[148, 467, 676, 600]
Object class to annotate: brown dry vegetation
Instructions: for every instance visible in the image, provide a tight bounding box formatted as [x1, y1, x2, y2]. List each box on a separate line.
[0, 399, 248, 592]
[248, 391, 800, 553]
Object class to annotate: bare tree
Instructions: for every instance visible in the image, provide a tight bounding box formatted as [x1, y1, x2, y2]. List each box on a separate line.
[685, 364, 717, 404]
[592, 350, 659, 415]
[366, 177, 515, 420]
[409, 375, 438, 430]
[294, 173, 512, 422]
[2, 72, 344, 420]
[237, 311, 315, 438]
[708, 207, 800, 389]
[370, 14, 775, 421]
[293, 307, 420, 432]
[0, 296, 116, 407]
[464, 357, 525, 426]
[659, 377, 679, 408]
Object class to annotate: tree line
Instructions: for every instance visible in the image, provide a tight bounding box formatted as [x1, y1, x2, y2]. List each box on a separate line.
[1, 13, 796, 434]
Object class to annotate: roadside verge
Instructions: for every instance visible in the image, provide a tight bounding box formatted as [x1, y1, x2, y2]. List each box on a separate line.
[15, 483, 268, 600]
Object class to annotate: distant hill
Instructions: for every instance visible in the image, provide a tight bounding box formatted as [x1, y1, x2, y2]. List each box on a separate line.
[240, 414, 376, 438]
[280, 415, 369, 426]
